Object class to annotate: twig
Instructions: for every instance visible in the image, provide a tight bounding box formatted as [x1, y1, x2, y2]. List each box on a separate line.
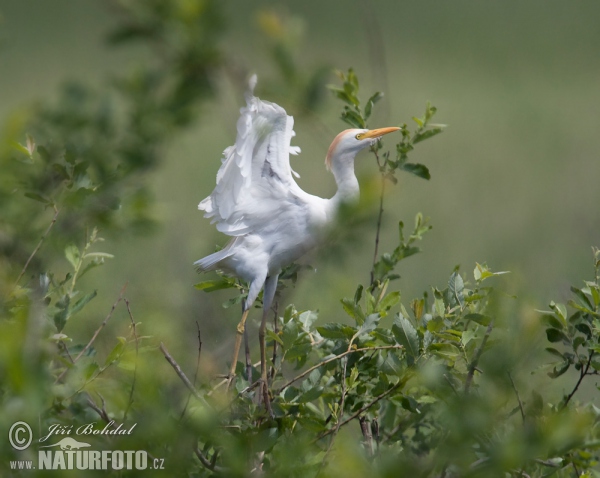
[370, 152, 386, 287]
[221, 380, 262, 413]
[464, 321, 494, 393]
[194, 447, 227, 474]
[123, 298, 139, 421]
[54, 284, 127, 383]
[561, 352, 594, 410]
[159, 342, 208, 406]
[87, 393, 110, 424]
[359, 417, 374, 456]
[278, 345, 402, 394]
[180, 322, 203, 420]
[507, 371, 525, 424]
[316, 381, 404, 442]
[318, 357, 349, 475]
[15, 206, 59, 286]
[443, 374, 459, 396]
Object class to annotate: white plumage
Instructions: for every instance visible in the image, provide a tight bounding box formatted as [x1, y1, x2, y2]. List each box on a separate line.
[195, 76, 400, 392]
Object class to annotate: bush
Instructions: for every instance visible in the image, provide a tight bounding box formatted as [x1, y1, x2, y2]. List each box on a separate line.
[2, 3, 599, 477]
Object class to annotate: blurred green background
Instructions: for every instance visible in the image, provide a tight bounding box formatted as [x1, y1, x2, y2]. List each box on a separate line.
[1, 0, 599, 366]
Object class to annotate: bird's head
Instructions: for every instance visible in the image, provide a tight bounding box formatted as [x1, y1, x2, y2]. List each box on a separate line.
[325, 127, 401, 170]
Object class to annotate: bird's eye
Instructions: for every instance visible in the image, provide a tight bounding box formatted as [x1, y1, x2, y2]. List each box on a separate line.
[355, 133, 364, 140]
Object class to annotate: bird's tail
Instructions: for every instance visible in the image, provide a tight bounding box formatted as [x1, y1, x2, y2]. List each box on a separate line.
[194, 240, 235, 272]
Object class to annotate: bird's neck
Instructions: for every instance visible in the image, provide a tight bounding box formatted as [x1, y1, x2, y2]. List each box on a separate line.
[330, 152, 359, 208]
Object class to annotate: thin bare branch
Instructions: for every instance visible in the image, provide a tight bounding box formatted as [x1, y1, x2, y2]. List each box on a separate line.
[464, 321, 494, 393]
[316, 380, 404, 442]
[15, 206, 59, 286]
[278, 345, 402, 394]
[561, 351, 594, 410]
[194, 447, 227, 473]
[160, 342, 209, 407]
[55, 284, 127, 384]
[87, 393, 110, 424]
[180, 322, 203, 420]
[123, 298, 139, 420]
[318, 357, 349, 474]
[369, 150, 386, 288]
[508, 371, 525, 424]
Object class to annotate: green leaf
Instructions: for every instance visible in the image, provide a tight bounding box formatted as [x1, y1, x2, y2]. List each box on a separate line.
[354, 284, 364, 304]
[364, 92, 383, 119]
[545, 328, 569, 343]
[299, 311, 318, 330]
[401, 163, 430, 180]
[448, 272, 465, 309]
[428, 343, 460, 360]
[317, 323, 356, 340]
[266, 329, 284, 346]
[545, 347, 565, 359]
[341, 297, 365, 325]
[341, 108, 365, 129]
[328, 87, 359, 107]
[379, 291, 401, 312]
[392, 313, 419, 358]
[83, 252, 115, 260]
[24, 192, 51, 204]
[105, 337, 127, 366]
[70, 291, 97, 317]
[540, 313, 564, 330]
[65, 244, 80, 270]
[464, 313, 492, 326]
[194, 279, 236, 293]
[571, 286, 594, 309]
[549, 301, 568, 325]
[413, 128, 443, 144]
[567, 300, 600, 318]
[298, 386, 323, 403]
[548, 361, 570, 378]
[426, 316, 444, 332]
[282, 320, 300, 349]
[357, 314, 380, 336]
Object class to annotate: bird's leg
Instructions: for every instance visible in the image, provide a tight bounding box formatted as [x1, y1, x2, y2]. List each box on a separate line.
[259, 275, 278, 417]
[228, 277, 265, 390]
[228, 306, 249, 389]
[244, 325, 252, 381]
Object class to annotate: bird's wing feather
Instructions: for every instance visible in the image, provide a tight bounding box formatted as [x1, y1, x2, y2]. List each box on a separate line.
[199, 76, 304, 236]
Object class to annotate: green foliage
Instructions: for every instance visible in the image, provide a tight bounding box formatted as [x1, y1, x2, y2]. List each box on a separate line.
[1, 4, 600, 477]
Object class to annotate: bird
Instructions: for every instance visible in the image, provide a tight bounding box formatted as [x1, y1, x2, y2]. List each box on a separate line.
[195, 75, 400, 397]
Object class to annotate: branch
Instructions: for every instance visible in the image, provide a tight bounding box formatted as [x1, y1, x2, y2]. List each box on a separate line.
[464, 321, 494, 393]
[316, 380, 404, 442]
[87, 393, 111, 424]
[15, 206, 59, 286]
[160, 342, 209, 407]
[277, 345, 402, 394]
[369, 149, 386, 287]
[123, 298, 139, 421]
[194, 447, 227, 474]
[561, 351, 594, 410]
[319, 357, 349, 473]
[508, 371, 525, 424]
[55, 283, 127, 383]
[180, 322, 203, 420]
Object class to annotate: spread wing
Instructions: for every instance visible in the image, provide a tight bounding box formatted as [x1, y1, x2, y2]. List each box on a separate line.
[198, 75, 304, 236]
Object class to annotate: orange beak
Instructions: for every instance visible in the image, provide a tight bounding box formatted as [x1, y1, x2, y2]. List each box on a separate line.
[357, 126, 401, 140]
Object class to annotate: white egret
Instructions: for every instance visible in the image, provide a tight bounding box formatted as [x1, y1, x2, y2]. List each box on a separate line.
[195, 76, 400, 396]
